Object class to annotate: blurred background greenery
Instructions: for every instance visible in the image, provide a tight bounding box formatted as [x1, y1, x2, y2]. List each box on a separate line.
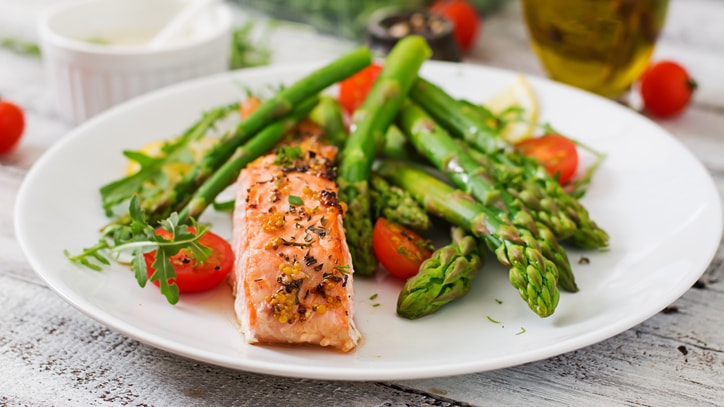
[231, 0, 503, 40]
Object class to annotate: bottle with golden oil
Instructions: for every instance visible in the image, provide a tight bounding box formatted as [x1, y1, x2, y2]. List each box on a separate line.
[521, 0, 669, 98]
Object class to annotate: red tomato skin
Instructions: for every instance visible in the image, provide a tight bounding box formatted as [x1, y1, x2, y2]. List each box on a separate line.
[516, 134, 579, 185]
[144, 228, 234, 293]
[338, 62, 383, 116]
[0, 100, 25, 154]
[372, 217, 433, 279]
[639, 61, 696, 118]
[430, 0, 481, 53]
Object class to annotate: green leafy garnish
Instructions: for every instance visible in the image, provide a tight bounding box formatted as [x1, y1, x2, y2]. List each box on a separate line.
[66, 196, 209, 305]
[274, 145, 303, 166]
[288, 195, 304, 206]
[99, 104, 236, 216]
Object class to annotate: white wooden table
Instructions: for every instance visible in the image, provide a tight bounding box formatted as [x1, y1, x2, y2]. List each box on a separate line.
[1, 1, 723, 405]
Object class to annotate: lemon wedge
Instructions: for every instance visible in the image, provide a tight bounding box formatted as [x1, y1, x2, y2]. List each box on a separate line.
[483, 74, 539, 144]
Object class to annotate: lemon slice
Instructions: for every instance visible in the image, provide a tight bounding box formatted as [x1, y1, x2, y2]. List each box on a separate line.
[483, 74, 539, 144]
[126, 138, 215, 181]
[126, 140, 164, 175]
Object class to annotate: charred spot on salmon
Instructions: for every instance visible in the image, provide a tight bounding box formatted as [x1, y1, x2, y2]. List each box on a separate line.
[314, 264, 324, 272]
[280, 162, 310, 174]
[318, 166, 336, 181]
[297, 304, 309, 322]
[303, 251, 318, 267]
[319, 190, 340, 209]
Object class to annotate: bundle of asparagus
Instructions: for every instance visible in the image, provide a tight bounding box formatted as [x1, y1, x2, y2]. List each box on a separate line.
[336, 35, 432, 276]
[409, 77, 609, 249]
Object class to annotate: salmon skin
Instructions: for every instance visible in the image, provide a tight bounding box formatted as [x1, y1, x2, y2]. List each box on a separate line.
[231, 137, 361, 352]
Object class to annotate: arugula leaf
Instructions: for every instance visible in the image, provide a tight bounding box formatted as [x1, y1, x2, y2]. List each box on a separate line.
[99, 105, 237, 215]
[132, 246, 149, 287]
[149, 246, 181, 305]
[67, 196, 211, 304]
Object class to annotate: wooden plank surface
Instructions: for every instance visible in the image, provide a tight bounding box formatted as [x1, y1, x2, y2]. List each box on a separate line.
[1, 0, 722, 405]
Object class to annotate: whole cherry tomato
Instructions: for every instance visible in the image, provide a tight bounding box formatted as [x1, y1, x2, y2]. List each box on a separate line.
[516, 133, 579, 185]
[639, 60, 697, 118]
[0, 99, 25, 154]
[430, 0, 481, 53]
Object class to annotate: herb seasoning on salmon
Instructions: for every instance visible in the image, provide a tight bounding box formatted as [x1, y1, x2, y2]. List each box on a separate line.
[231, 137, 361, 352]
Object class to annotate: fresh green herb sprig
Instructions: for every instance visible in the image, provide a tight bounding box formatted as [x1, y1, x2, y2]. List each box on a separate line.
[99, 104, 238, 216]
[66, 196, 209, 304]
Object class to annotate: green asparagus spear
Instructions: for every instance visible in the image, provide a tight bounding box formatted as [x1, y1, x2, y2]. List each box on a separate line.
[462, 142, 581, 290]
[337, 36, 432, 276]
[381, 124, 425, 162]
[309, 94, 348, 149]
[376, 159, 560, 318]
[99, 104, 238, 215]
[370, 174, 432, 233]
[396, 101, 577, 292]
[410, 77, 608, 249]
[179, 96, 319, 221]
[147, 46, 373, 223]
[397, 226, 484, 319]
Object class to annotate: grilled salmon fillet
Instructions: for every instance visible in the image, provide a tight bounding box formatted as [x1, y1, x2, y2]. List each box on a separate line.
[231, 138, 361, 352]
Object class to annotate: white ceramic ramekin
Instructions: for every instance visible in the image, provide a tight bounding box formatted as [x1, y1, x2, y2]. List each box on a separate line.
[38, 0, 232, 124]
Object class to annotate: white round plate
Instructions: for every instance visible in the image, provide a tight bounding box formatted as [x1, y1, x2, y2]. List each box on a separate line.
[15, 61, 723, 381]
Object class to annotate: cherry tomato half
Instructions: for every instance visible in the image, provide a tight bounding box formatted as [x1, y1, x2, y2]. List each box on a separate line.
[144, 227, 234, 293]
[639, 60, 697, 118]
[0, 99, 25, 154]
[373, 217, 433, 279]
[516, 133, 579, 185]
[338, 62, 383, 116]
[430, 0, 481, 53]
